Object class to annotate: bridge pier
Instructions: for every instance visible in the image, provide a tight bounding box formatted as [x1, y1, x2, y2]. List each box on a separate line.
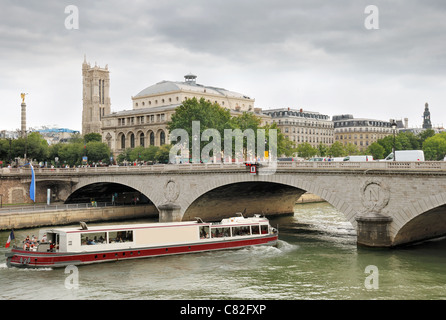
[355, 215, 393, 248]
[158, 202, 182, 222]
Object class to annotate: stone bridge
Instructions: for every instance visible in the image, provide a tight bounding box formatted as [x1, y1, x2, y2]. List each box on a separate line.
[1, 161, 446, 248]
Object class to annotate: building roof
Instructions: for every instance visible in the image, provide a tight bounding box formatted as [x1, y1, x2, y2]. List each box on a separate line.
[263, 108, 330, 121]
[104, 104, 180, 118]
[133, 75, 253, 101]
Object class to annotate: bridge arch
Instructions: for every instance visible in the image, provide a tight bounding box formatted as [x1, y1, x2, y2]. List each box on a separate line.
[392, 192, 446, 246]
[65, 178, 164, 218]
[176, 174, 356, 225]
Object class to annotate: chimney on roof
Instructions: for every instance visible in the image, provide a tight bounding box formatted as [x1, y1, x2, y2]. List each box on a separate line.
[184, 73, 197, 85]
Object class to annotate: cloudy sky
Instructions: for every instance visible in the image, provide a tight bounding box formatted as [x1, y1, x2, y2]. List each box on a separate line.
[1, 0, 445, 132]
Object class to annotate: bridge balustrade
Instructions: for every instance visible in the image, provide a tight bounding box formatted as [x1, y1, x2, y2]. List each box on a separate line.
[1, 161, 446, 175]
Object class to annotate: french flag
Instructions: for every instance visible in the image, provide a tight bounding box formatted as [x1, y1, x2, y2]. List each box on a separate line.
[5, 230, 14, 248]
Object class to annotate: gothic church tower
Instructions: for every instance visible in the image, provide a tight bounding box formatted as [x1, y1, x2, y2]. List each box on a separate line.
[82, 56, 111, 135]
[422, 102, 432, 130]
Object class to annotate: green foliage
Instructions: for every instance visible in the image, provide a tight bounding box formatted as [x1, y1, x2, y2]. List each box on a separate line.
[367, 142, 385, 159]
[367, 130, 445, 160]
[317, 143, 329, 157]
[327, 141, 345, 157]
[117, 145, 168, 163]
[84, 133, 102, 143]
[344, 143, 360, 156]
[167, 98, 295, 159]
[422, 132, 446, 160]
[0, 132, 49, 164]
[168, 97, 232, 140]
[296, 142, 318, 159]
[86, 141, 111, 163]
[0, 139, 11, 162]
[58, 143, 84, 166]
[154, 144, 172, 163]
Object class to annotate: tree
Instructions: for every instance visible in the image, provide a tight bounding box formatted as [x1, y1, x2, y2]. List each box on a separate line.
[86, 141, 111, 163]
[0, 139, 11, 163]
[367, 142, 385, 159]
[401, 131, 420, 150]
[155, 144, 172, 163]
[229, 112, 262, 131]
[168, 98, 231, 141]
[168, 97, 232, 161]
[117, 148, 132, 163]
[344, 143, 360, 156]
[422, 132, 446, 160]
[168, 98, 294, 160]
[317, 143, 329, 157]
[84, 133, 102, 143]
[128, 146, 145, 162]
[143, 145, 160, 162]
[7, 132, 49, 163]
[328, 141, 345, 157]
[296, 142, 317, 159]
[26, 132, 49, 161]
[58, 143, 84, 166]
[418, 129, 435, 145]
[261, 122, 295, 158]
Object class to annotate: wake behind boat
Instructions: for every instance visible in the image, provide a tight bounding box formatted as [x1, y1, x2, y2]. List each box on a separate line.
[5, 213, 278, 268]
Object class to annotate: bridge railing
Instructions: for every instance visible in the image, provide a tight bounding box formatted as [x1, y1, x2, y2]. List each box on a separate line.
[1, 161, 446, 175]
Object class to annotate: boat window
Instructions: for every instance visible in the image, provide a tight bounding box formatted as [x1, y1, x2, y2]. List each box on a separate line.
[108, 230, 133, 243]
[261, 225, 268, 234]
[251, 225, 260, 235]
[81, 232, 107, 245]
[232, 226, 251, 237]
[199, 226, 210, 239]
[211, 227, 230, 238]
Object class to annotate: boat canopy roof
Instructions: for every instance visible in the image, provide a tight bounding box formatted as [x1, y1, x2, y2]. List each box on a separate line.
[41, 215, 269, 235]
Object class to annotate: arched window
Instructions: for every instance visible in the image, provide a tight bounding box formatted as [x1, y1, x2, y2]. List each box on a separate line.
[121, 135, 125, 149]
[160, 131, 165, 145]
[140, 133, 145, 147]
[150, 132, 155, 146]
[130, 133, 135, 148]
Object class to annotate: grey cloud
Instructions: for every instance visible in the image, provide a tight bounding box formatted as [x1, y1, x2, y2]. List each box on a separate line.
[0, 0, 445, 130]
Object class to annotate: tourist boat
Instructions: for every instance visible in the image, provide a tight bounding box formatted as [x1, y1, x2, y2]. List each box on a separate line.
[5, 214, 278, 268]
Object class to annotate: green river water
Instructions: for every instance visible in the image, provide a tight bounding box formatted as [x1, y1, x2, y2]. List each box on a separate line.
[1, 202, 446, 301]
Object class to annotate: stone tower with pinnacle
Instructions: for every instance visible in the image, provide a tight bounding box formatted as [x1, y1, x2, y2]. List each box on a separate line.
[82, 55, 111, 135]
[422, 102, 432, 130]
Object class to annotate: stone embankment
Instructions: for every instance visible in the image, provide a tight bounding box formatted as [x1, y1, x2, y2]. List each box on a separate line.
[0, 205, 157, 230]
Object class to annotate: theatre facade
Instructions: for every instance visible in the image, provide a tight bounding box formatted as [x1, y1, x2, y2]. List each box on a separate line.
[82, 59, 333, 157]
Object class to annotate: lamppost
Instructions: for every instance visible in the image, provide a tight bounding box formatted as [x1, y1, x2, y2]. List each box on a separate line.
[391, 120, 397, 161]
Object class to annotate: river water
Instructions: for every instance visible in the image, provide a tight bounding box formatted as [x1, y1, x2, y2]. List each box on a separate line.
[1, 202, 446, 301]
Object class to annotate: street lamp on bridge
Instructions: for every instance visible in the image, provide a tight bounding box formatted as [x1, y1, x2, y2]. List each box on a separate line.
[391, 120, 397, 161]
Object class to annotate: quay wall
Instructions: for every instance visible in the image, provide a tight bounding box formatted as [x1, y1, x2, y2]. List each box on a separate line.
[297, 193, 325, 204]
[0, 205, 157, 231]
